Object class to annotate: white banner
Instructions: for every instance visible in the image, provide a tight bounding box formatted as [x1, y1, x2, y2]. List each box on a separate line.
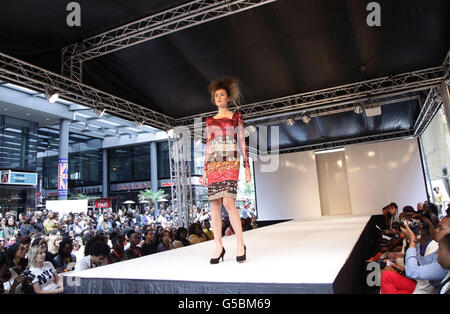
[46, 200, 88, 215]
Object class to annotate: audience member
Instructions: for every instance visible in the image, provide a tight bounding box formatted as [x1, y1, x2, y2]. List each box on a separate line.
[188, 223, 207, 244]
[202, 221, 214, 241]
[381, 215, 450, 294]
[172, 227, 190, 248]
[53, 238, 76, 273]
[3, 217, 17, 241]
[75, 240, 110, 272]
[437, 233, 450, 294]
[107, 231, 125, 264]
[141, 229, 157, 255]
[157, 229, 173, 252]
[125, 230, 143, 259]
[43, 212, 59, 234]
[28, 243, 63, 294]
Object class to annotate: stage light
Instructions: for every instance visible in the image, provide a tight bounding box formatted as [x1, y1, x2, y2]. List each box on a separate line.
[315, 147, 345, 155]
[94, 108, 106, 117]
[301, 114, 311, 124]
[134, 120, 144, 128]
[354, 105, 363, 114]
[167, 129, 174, 138]
[45, 91, 59, 103]
[244, 125, 256, 137]
[287, 118, 295, 126]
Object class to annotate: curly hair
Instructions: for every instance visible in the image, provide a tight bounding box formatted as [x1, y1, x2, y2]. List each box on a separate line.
[208, 76, 243, 109]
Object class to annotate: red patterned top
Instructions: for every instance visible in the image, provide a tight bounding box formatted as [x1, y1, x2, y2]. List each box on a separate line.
[204, 111, 250, 175]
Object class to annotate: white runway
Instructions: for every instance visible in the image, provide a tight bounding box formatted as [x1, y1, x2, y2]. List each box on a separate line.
[68, 215, 371, 288]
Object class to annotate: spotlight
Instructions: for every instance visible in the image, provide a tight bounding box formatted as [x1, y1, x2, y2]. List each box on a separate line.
[134, 120, 144, 128]
[244, 125, 256, 137]
[301, 114, 311, 124]
[354, 105, 363, 114]
[167, 129, 174, 138]
[45, 91, 59, 103]
[94, 108, 106, 117]
[287, 118, 295, 126]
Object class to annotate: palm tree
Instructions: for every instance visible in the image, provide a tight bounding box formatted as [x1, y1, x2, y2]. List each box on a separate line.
[139, 189, 169, 219]
[69, 193, 92, 200]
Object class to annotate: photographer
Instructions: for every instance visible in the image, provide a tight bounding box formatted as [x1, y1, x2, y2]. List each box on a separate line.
[0, 251, 29, 294]
[381, 215, 450, 293]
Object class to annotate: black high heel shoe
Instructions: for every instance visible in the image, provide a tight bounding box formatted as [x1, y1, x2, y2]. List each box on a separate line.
[210, 247, 226, 264]
[236, 245, 246, 263]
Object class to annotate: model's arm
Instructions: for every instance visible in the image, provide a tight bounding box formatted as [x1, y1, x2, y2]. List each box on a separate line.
[237, 111, 250, 169]
[204, 118, 211, 171]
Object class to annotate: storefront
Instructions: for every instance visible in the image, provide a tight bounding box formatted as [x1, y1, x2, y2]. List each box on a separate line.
[0, 170, 38, 217]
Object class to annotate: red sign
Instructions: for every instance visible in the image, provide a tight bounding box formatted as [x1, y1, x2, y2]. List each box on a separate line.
[95, 200, 111, 208]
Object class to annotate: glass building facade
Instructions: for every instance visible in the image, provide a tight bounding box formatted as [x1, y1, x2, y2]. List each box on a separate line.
[0, 115, 38, 215]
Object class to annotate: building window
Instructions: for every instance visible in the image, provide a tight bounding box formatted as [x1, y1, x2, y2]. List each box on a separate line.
[109, 144, 150, 183]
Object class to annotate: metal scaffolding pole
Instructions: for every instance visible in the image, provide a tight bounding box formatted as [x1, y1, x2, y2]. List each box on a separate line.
[168, 127, 194, 229]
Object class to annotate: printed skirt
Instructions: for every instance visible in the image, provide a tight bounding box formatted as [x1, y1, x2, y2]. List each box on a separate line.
[207, 160, 240, 200]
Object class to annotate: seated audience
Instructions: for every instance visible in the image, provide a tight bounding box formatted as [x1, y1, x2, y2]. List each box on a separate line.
[172, 227, 190, 248]
[53, 238, 76, 273]
[437, 233, 450, 294]
[75, 241, 110, 272]
[188, 223, 207, 244]
[125, 230, 143, 259]
[28, 243, 63, 294]
[107, 231, 125, 264]
[202, 221, 214, 241]
[381, 215, 450, 294]
[140, 229, 157, 255]
[157, 229, 173, 252]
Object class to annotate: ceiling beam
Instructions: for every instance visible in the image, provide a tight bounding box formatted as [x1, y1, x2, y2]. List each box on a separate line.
[61, 0, 277, 81]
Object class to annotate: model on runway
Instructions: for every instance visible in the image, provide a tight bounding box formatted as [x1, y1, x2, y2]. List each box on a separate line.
[202, 76, 251, 264]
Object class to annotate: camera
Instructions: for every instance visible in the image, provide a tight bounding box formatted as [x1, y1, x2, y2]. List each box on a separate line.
[392, 219, 421, 234]
[22, 269, 35, 282]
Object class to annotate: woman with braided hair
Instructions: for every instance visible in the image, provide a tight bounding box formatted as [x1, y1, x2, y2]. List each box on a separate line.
[202, 76, 251, 264]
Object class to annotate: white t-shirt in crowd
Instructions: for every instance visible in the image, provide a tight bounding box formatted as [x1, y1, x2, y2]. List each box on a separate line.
[75, 255, 107, 272]
[29, 261, 59, 291]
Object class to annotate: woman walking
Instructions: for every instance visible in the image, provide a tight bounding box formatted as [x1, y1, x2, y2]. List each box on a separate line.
[202, 76, 251, 264]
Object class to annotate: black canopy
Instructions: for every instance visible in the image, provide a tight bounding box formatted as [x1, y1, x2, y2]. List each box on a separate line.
[0, 0, 448, 150]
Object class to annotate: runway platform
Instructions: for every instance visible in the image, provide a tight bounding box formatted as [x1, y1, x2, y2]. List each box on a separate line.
[63, 215, 378, 294]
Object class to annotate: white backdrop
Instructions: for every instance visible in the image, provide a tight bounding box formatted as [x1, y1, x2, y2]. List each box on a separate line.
[254, 138, 427, 221]
[46, 200, 88, 216]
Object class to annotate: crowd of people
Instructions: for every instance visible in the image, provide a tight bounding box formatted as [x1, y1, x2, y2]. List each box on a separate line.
[366, 201, 450, 294]
[0, 203, 258, 294]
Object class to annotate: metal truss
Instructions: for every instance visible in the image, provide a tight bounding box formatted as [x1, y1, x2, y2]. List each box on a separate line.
[176, 65, 445, 128]
[0, 52, 176, 131]
[168, 127, 194, 228]
[61, 0, 276, 80]
[249, 129, 414, 157]
[413, 87, 444, 136]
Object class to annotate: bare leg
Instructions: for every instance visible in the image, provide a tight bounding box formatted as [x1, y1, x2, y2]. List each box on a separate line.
[223, 197, 245, 256]
[210, 198, 224, 258]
